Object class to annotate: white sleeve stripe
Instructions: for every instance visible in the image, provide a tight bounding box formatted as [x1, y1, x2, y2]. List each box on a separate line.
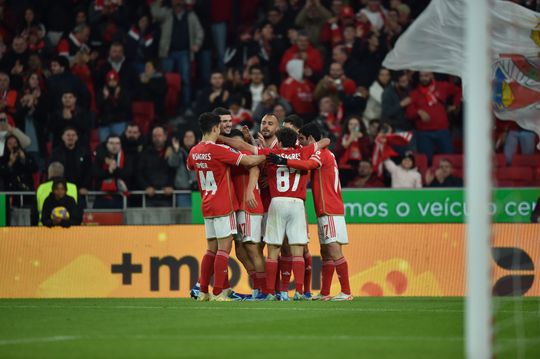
[236, 154, 245, 166]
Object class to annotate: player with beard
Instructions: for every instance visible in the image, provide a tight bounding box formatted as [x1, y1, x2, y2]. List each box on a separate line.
[271, 123, 353, 301]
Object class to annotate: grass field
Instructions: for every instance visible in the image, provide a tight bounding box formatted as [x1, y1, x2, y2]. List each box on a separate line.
[0, 297, 539, 359]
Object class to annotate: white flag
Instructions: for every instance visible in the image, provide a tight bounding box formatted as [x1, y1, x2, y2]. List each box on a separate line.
[383, 0, 540, 145]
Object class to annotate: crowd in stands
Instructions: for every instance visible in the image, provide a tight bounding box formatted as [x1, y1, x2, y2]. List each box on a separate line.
[0, 0, 538, 216]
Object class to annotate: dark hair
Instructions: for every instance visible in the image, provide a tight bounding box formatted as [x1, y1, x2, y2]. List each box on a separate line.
[401, 152, 416, 168]
[106, 134, 121, 142]
[276, 127, 298, 148]
[62, 126, 79, 136]
[229, 129, 243, 138]
[299, 123, 321, 141]
[52, 178, 67, 191]
[283, 114, 304, 130]
[212, 107, 231, 116]
[50, 55, 69, 70]
[199, 112, 221, 134]
[126, 122, 140, 129]
[392, 70, 408, 82]
[343, 116, 366, 135]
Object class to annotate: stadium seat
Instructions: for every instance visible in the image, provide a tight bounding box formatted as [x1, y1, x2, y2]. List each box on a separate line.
[90, 129, 100, 153]
[493, 153, 506, 167]
[132, 101, 155, 135]
[414, 153, 428, 183]
[165, 72, 181, 117]
[496, 166, 534, 187]
[511, 154, 540, 168]
[432, 154, 463, 169]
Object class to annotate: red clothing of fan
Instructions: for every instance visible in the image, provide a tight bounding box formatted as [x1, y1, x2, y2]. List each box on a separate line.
[279, 45, 324, 75]
[187, 141, 243, 218]
[280, 77, 315, 116]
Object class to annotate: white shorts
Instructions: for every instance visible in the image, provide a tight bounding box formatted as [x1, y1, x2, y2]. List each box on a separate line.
[261, 212, 268, 241]
[204, 213, 237, 239]
[317, 215, 348, 245]
[236, 211, 263, 243]
[264, 197, 308, 246]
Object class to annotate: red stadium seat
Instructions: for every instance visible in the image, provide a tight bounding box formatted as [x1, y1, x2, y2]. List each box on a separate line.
[432, 154, 463, 169]
[496, 166, 534, 187]
[511, 154, 540, 168]
[493, 153, 506, 167]
[414, 153, 428, 183]
[165, 72, 181, 117]
[132, 101, 155, 135]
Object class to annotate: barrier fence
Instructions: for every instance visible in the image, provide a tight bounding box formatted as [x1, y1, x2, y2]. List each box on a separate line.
[1, 224, 538, 298]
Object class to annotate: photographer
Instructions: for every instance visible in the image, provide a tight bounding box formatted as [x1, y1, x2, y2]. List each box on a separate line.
[314, 62, 356, 107]
[0, 134, 37, 194]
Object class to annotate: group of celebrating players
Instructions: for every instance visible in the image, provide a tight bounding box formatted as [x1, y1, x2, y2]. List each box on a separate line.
[187, 107, 352, 301]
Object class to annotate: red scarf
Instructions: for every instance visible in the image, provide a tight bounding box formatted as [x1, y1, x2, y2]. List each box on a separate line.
[371, 132, 412, 176]
[100, 151, 125, 192]
[418, 82, 439, 107]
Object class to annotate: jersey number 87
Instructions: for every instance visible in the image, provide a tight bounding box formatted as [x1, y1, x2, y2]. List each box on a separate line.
[276, 167, 301, 193]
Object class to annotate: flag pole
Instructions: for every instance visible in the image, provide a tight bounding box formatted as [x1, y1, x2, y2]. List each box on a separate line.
[465, 0, 492, 358]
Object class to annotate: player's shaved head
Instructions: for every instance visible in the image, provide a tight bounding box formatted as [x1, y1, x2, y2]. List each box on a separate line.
[199, 112, 221, 134]
[261, 114, 280, 139]
[276, 127, 298, 148]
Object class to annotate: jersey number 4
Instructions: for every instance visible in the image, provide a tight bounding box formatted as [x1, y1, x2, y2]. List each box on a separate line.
[199, 170, 217, 195]
[276, 167, 301, 193]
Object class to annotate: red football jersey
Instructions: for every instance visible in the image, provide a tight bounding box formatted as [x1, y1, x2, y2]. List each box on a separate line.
[311, 148, 345, 216]
[258, 138, 278, 212]
[258, 143, 318, 201]
[231, 151, 264, 215]
[187, 141, 244, 218]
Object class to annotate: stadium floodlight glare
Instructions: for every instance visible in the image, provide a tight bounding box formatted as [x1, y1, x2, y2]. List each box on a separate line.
[465, 0, 492, 358]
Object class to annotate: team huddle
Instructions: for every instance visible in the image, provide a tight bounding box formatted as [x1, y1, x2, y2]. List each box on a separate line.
[187, 108, 352, 301]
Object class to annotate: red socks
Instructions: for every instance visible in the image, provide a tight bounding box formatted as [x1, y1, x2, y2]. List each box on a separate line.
[279, 256, 292, 291]
[199, 250, 216, 293]
[213, 250, 229, 296]
[292, 256, 305, 293]
[334, 257, 351, 295]
[320, 260, 335, 296]
[255, 272, 266, 292]
[304, 252, 312, 294]
[265, 258, 278, 295]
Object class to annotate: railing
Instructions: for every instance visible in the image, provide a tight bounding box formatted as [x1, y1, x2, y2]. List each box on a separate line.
[0, 190, 193, 209]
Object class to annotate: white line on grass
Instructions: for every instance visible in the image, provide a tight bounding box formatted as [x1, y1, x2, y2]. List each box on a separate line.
[0, 336, 79, 345]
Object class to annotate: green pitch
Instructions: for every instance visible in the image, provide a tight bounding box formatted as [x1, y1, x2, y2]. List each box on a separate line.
[0, 298, 538, 359]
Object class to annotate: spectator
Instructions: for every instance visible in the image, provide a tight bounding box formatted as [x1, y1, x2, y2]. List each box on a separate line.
[137, 125, 175, 207]
[46, 55, 90, 111]
[295, 0, 332, 48]
[95, 42, 137, 91]
[279, 31, 324, 79]
[96, 70, 131, 141]
[196, 70, 229, 114]
[272, 102, 288, 123]
[151, 0, 204, 116]
[57, 24, 91, 62]
[210, 0, 231, 71]
[405, 71, 461, 164]
[266, 6, 288, 41]
[313, 96, 342, 140]
[320, 4, 356, 48]
[93, 134, 134, 209]
[363, 67, 391, 125]
[229, 95, 253, 128]
[88, 0, 127, 48]
[168, 129, 197, 207]
[358, 0, 387, 32]
[279, 59, 315, 119]
[49, 90, 91, 148]
[0, 72, 18, 116]
[355, 31, 386, 87]
[425, 158, 463, 187]
[193, 0, 214, 86]
[252, 84, 291, 123]
[0, 134, 36, 192]
[332, 44, 362, 87]
[254, 22, 286, 85]
[224, 26, 259, 72]
[125, 12, 157, 74]
[338, 115, 372, 184]
[314, 62, 356, 107]
[35, 161, 78, 225]
[18, 7, 46, 40]
[0, 112, 30, 156]
[497, 120, 536, 165]
[120, 122, 145, 193]
[347, 159, 385, 188]
[0, 36, 29, 91]
[49, 126, 92, 196]
[15, 72, 48, 168]
[384, 152, 422, 188]
[381, 70, 412, 131]
[244, 65, 265, 112]
[133, 59, 167, 120]
[41, 179, 82, 228]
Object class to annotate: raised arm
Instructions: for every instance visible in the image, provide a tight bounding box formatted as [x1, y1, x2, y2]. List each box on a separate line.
[218, 135, 258, 154]
[286, 158, 320, 171]
[239, 155, 266, 168]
